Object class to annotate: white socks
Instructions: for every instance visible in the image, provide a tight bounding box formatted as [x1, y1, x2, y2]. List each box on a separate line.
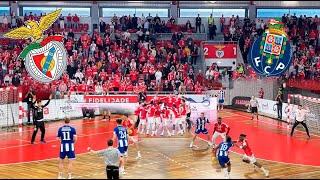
[222, 168, 230, 178]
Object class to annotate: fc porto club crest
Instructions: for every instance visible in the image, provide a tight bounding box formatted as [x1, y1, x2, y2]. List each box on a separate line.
[249, 18, 292, 77]
[4, 9, 67, 83]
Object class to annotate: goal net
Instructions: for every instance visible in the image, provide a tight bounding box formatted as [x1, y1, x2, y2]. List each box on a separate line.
[287, 94, 320, 133]
[0, 87, 20, 129]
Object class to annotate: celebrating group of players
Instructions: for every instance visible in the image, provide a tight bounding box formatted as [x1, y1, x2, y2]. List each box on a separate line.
[133, 94, 191, 137]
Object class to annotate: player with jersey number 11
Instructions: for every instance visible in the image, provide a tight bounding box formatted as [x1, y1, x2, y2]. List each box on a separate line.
[57, 118, 77, 179]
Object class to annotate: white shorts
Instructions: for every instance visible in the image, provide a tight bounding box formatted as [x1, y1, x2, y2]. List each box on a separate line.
[139, 119, 146, 125]
[130, 136, 138, 143]
[154, 117, 161, 124]
[242, 154, 257, 164]
[180, 115, 187, 124]
[212, 132, 226, 141]
[148, 117, 154, 124]
[163, 118, 170, 126]
[173, 117, 180, 125]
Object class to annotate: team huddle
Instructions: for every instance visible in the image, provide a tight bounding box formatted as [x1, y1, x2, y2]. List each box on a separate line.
[133, 94, 191, 137]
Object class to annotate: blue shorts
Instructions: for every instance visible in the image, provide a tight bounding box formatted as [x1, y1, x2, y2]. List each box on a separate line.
[195, 128, 208, 135]
[118, 146, 128, 154]
[60, 151, 76, 159]
[219, 99, 224, 104]
[218, 156, 230, 168]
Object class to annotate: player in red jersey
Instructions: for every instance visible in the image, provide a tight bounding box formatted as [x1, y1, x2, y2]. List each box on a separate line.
[146, 101, 156, 136]
[179, 99, 188, 133]
[234, 134, 269, 177]
[171, 104, 183, 135]
[138, 104, 148, 135]
[122, 115, 142, 160]
[153, 102, 163, 136]
[212, 117, 230, 147]
[161, 104, 172, 136]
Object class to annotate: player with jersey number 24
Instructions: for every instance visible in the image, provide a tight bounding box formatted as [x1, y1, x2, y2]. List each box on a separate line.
[112, 119, 130, 175]
[57, 118, 77, 179]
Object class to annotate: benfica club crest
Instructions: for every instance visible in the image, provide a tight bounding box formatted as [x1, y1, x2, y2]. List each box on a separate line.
[215, 45, 225, 58]
[249, 18, 292, 77]
[3, 9, 67, 83]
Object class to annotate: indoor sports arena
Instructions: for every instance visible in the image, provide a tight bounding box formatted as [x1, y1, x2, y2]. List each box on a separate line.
[0, 1, 320, 179]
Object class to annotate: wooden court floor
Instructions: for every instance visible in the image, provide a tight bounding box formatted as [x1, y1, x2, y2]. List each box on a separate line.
[0, 110, 320, 179]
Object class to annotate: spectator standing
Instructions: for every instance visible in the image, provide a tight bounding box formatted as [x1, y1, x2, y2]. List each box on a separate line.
[66, 13, 72, 28]
[258, 88, 264, 99]
[59, 14, 64, 29]
[11, 13, 17, 29]
[100, 20, 106, 33]
[208, 14, 214, 27]
[2, 13, 8, 28]
[155, 69, 162, 86]
[73, 14, 79, 28]
[195, 14, 201, 33]
[220, 14, 225, 33]
[25, 88, 35, 125]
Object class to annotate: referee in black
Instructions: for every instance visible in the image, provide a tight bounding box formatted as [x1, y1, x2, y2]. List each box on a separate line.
[30, 94, 52, 144]
[88, 139, 122, 179]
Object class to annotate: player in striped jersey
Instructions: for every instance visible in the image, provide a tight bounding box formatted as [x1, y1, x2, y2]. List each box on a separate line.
[57, 118, 77, 179]
[190, 112, 212, 148]
[213, 135, 233, 179]
[112, 119, 130, 175]
[218, 88, 225, 110]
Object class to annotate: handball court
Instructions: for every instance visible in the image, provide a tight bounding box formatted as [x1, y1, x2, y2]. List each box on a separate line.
[0, 109, 320, 179]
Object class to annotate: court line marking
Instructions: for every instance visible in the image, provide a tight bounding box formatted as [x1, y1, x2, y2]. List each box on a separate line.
[0, 138, 144, 166]
[192, 128, 320, 168]
[225, 110, 320, 138]
[0, 118, 114, 136]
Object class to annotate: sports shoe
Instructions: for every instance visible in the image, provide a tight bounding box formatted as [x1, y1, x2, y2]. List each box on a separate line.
[189, 142, 193, 148]
[307, 136, 311, 140]
[264, 170, 269, 177]
[67, 175, 72, 179]
[120, 170, 126, 175]
[31, 141, 34, 144]
[135, 155, 142, 160]
[208, 142, 213, 146]
[160, 132, 164, 136]
[58, 175, 63, 179]
[40, 141, 46, 144]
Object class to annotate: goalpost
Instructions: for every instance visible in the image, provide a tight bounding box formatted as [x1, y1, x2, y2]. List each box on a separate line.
[287, 94, 320, 133]
[0, 87, 23, 132]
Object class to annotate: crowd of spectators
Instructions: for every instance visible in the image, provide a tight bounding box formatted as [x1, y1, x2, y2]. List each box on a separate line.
[1, 10, 319, 99]
[217, 13, 320, 84]
[0, 12, 214, 99]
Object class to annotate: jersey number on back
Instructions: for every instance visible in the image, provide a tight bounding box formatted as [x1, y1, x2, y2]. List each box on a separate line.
[219, 144, 228, 156]
[62, 131, 71, 140]
[119, 131, 127, 139]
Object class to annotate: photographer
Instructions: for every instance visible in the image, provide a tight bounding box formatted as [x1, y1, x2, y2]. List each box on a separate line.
[138, 91, 146, 103]
[25, 88, 35, 125]
[275, 94, 283, 120]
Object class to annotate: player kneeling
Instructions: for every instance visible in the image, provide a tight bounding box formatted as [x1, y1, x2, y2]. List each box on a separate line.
[213, 135, 233, 179]
[123, 116, 142, 160]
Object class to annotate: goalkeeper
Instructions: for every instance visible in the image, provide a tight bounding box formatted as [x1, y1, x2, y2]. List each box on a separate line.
[122, 115, 142, 160]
